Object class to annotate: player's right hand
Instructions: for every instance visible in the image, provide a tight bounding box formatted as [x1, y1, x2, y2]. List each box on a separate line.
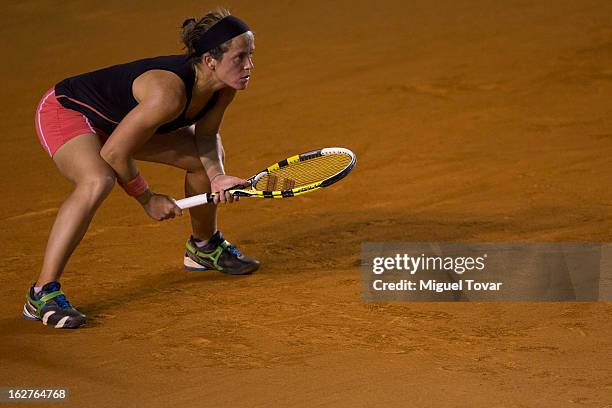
[142, 193, 183, 221]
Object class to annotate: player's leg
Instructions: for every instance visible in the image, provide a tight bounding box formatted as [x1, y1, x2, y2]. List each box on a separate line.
[134, 128, 216, 240]
[25, 133, 115, 328]
[134, 127, 259, 275]
[38, 133, 116, 285]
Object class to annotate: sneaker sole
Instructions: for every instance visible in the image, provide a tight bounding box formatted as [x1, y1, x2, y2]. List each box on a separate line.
[183, 255, 259, 275]
[219, 262, 260, 276]
[22, 303, 86, 329]
[22, 304, 39, 320]
[183, 256, 212, 271]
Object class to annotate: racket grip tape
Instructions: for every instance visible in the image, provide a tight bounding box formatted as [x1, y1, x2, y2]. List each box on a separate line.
[174, 193, 213, 209]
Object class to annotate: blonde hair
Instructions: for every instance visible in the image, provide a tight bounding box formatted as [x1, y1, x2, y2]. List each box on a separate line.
[180, 7, 232, 64]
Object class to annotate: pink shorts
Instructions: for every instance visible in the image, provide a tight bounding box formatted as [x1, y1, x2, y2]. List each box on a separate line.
[35, 88, 109, 157]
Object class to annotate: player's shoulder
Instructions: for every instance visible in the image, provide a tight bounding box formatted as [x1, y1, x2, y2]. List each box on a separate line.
[134, 70, 186, 99]
[133, 70, 187, 113]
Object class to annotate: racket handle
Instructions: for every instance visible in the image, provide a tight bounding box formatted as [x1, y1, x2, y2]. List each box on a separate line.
[174, 193, 213, 209]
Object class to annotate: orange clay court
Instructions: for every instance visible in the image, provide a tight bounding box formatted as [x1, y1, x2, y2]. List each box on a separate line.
[1, 1, 611, 407]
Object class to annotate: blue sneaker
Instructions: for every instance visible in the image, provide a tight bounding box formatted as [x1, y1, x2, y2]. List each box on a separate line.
[23, 281, 86, 328]
[183, 231, 260, 275]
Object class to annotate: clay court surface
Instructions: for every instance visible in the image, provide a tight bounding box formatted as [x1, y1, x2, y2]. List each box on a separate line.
[1, 0, 612, 406]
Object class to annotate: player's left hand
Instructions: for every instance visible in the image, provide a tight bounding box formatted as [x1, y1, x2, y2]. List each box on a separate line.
[210, 174, 247, 204]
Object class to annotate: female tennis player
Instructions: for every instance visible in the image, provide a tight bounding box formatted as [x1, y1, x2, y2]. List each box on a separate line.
[24, 8, 259, 328]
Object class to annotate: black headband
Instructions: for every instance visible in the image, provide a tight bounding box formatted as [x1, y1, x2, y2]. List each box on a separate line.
[193, 16, 250, 56]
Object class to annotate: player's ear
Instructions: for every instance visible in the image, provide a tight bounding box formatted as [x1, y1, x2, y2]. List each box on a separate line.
[204, 54, 216, 71]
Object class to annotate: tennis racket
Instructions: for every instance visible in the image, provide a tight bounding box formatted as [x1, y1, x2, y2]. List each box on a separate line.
[175, 147, 356, 209]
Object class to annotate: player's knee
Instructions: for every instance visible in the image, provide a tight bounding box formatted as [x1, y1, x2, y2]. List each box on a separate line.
[78, 173, 115, 205]
[188, 165, 207, 177]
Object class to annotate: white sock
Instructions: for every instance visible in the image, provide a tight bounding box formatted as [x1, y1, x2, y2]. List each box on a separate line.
[194, 232, 217, 248]
[194, 239, 209, 249]
[34, 286, 42, 294]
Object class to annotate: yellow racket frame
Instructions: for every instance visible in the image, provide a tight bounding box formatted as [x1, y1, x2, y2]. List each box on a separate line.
[175, 147, 356, 209]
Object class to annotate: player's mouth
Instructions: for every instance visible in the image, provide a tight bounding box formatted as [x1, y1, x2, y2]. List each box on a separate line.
[240, 74, 250, 82]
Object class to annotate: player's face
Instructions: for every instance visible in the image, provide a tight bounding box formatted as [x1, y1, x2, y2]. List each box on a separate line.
[215, 32, 255, 90]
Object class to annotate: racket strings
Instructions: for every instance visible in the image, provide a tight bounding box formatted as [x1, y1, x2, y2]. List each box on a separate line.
[254, 154, 352, 191]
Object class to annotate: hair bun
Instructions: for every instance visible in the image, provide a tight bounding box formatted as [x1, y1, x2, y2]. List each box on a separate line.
[182, 18, 196, 28]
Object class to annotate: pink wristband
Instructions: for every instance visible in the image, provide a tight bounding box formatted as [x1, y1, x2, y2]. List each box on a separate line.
[121, 173, 149, 197]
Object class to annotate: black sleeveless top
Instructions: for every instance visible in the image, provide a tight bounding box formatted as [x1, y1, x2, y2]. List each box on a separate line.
[54, 55, 219, 135]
